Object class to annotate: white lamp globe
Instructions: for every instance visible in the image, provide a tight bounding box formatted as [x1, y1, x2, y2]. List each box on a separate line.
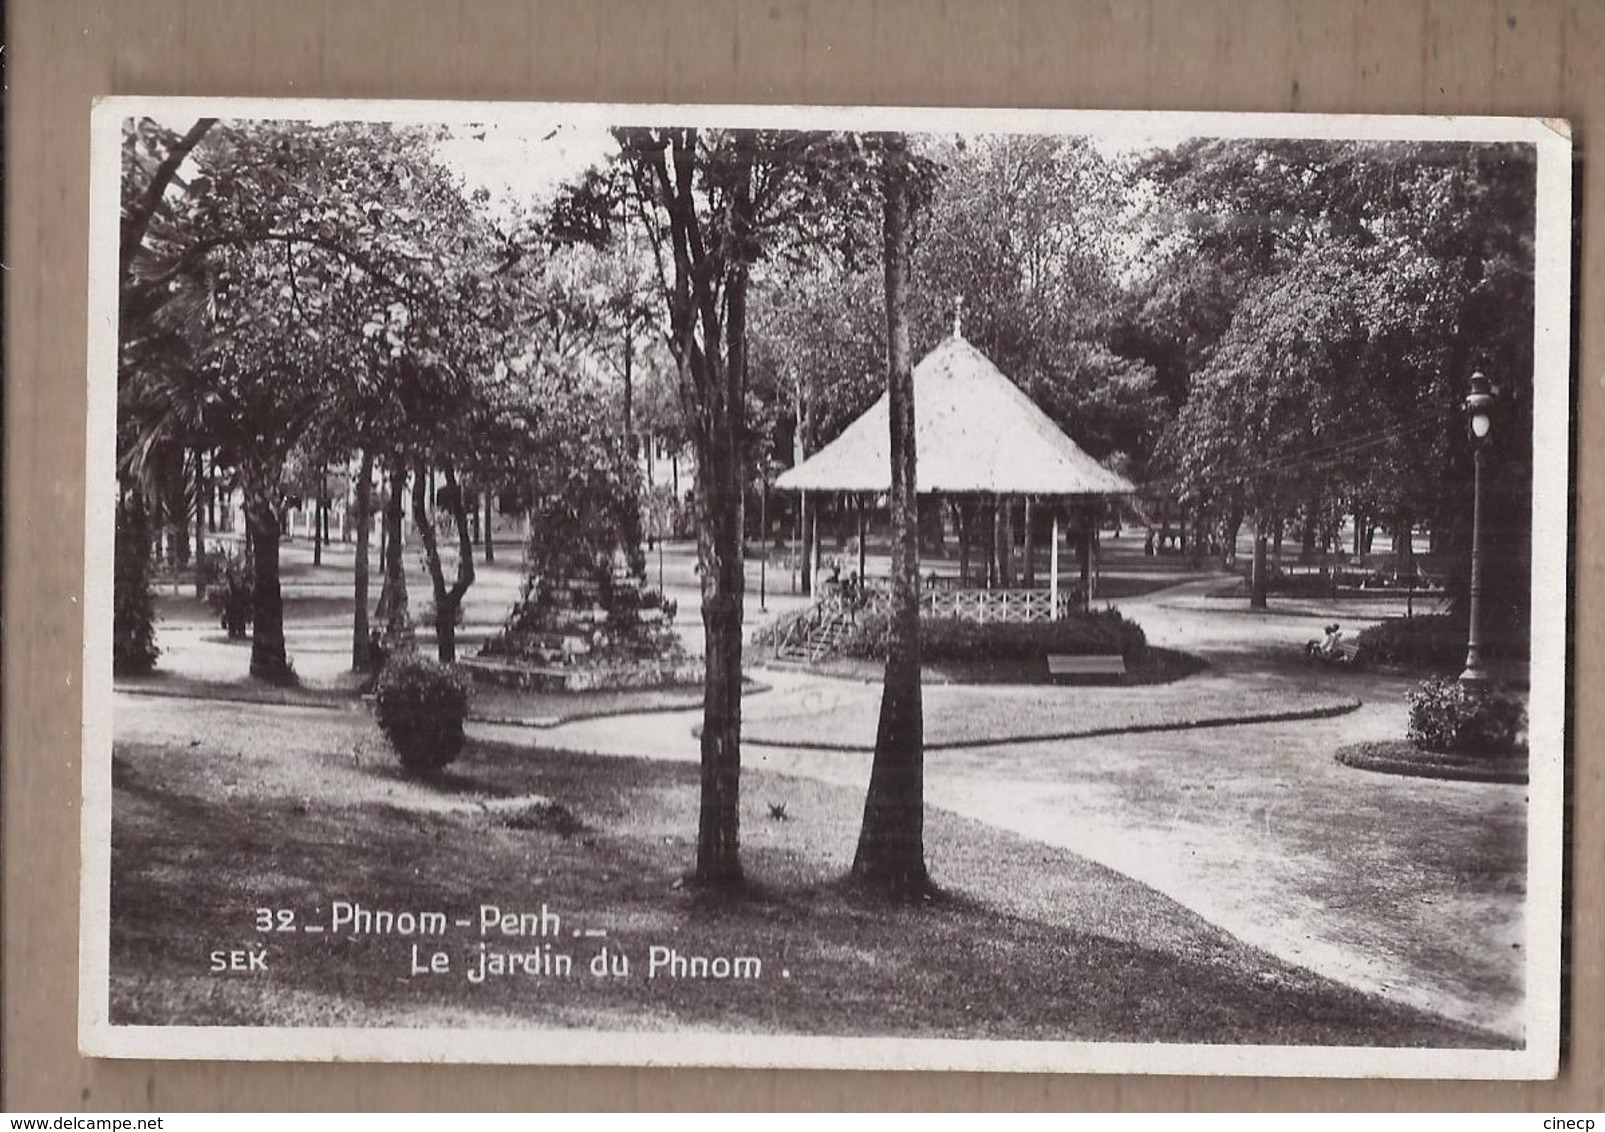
[1471, 413, 1492, 439]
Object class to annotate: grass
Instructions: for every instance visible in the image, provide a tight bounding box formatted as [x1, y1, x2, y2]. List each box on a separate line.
[780, 645, 1206, 687]
[116, 666, 768, 725]
[108, 716, 1502, 1047]
[739, 676, 1359, 751]
[469, 679, 768, 725]
[114, 669, 362, 708]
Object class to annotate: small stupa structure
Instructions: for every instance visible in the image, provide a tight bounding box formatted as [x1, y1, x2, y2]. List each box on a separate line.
[469, 468, 695, 692]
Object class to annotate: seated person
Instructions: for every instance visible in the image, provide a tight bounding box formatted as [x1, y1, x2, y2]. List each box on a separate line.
[1312, 622, 1344, 659]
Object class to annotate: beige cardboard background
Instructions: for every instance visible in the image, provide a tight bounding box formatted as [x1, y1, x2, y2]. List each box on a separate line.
[5, 0, 1601, 1111]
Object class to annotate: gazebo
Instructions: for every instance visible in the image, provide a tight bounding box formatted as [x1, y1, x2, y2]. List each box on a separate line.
[775, 326, 1136, 623]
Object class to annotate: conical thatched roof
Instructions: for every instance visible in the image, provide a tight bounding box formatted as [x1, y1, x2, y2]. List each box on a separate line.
[775, 333, 1136, 496]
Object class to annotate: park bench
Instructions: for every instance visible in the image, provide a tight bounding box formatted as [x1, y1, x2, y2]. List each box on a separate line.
[1046, 654, 1127, 684]
[1305, 636, 1363, 668]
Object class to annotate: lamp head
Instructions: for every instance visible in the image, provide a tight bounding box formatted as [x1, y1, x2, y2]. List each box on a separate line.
[1464, 371, 1494, 441]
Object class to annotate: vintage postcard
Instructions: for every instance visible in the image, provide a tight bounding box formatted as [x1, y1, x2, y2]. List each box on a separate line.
[82, 98, 1571, 1077]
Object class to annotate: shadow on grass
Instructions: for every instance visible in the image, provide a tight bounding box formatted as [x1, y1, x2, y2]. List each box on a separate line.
[109, 733, 1511, 1048]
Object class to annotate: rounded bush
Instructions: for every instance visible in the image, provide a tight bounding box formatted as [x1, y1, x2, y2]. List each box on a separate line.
[840, 608, 1148, 663]
[1357, 614, 1528, 670]
[1406, 677, 1527, 755]
[373, 652, 475, 775]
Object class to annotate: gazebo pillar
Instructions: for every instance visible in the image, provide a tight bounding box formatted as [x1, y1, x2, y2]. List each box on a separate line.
[799, 489, 810, 593]
[1078, 500, 1093, 608]
[1022, 497, 1035, 586]
[856, 494, 868, 580]
[1049, 509, 1061, 618]
[808, 498, 821, 600]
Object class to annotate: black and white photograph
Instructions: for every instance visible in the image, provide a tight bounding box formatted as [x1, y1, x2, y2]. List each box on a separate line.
[81, 99, 1570, 1077]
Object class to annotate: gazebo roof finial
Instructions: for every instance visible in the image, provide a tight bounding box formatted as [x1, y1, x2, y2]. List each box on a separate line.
[953, 295, 964, 340]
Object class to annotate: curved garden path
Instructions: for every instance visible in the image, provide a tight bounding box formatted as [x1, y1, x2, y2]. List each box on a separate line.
[494, 575, 1527, 1039]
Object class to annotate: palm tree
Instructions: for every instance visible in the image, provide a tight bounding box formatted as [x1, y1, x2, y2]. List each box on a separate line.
[852, 133, 930, 896]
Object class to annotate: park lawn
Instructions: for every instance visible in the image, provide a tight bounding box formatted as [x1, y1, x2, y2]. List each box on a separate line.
[468, 678, 768, 726]
[115, 669, 364, 709]
[115, 670, 766, 724]
[110, 715, 1502, 1047]
[786, 646, 1207, 687]
[741, 674, 1359, 751]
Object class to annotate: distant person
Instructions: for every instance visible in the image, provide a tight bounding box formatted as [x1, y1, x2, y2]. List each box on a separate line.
[824, 559, 843, 600]
[1306, 623, 1344, 662]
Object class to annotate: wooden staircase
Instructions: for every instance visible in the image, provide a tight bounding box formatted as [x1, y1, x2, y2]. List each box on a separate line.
[775, 606, 853, 663]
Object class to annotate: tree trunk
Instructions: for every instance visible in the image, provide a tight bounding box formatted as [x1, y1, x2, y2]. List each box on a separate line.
[168, 445, 190, 570]
[192, 447, 206, 597]
[853, 132, 928, 896]
[623, 324, 634, 440]
[1224, 501, 1244, 565]
[693, 375, 746, 884]
[1250, 512, 1269, 609]
[120, 118, 215, 279]
[687, 166, 755, 888]
[351, 449, 374, 671]
[412, 461, 476, 664]
[241, 465, 292, 682]
[483, 493, 496, 563]
[313, 471, 325, 567]
[378, 464, 411, 644]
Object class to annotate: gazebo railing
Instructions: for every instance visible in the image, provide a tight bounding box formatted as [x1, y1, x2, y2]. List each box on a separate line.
[922, 586, 1079, 623]
[816, 579, 1084, 624]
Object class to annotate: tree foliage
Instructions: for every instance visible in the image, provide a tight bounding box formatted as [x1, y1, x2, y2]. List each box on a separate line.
[1141, 138, 1535, 625]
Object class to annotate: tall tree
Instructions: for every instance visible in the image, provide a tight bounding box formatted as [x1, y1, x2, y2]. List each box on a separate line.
[852, 133, 929, 895]
[610, 127, 870, 884]
[120, 120, 502, 678]
[1142, 138, 1535, 625]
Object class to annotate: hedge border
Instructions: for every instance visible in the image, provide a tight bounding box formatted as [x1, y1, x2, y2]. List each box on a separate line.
[1335, 740, 1528, 785]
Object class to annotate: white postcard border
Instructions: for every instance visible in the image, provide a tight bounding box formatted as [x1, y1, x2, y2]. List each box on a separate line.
[81, 97, 1573, 1079]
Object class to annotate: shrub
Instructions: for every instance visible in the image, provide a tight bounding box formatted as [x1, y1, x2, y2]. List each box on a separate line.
[1356, 615, 1466, 670]
[841, 608, 1148, 664]
[1406, 677, 1527, 755]
[638, 587, 678, 626]
[201, 545, 254, 639]
[1357, 614, 1527, 670]
[373, 652, 475, 775]
[113, 498, 160, 675]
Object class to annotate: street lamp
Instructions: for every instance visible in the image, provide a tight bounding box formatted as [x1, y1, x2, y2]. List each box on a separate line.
[1460, 371, 1495, 684]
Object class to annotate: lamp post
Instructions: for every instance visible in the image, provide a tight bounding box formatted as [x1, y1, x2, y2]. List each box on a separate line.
[1460, 370, 1495, 685]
